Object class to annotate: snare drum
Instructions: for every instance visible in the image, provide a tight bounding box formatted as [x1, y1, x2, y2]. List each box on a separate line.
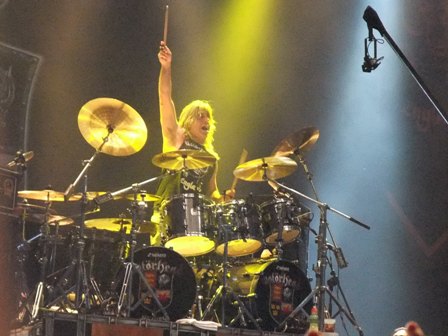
[226, 259, 312, 331]
[215, 199, 263, 257]
[260, 197, 305, 245]
[162, 193, 215, 257]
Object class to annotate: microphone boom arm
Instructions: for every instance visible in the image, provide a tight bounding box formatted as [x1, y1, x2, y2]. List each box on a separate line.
[363, 6, 448, 126]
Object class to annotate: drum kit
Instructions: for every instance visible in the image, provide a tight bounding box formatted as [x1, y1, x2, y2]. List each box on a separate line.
[11, 98, 367, 334]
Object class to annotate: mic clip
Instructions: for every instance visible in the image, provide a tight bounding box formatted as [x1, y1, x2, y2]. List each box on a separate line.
[362, 36, 384, 72]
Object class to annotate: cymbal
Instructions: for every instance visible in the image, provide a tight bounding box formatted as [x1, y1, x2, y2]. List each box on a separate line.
[124, 192, 161, 202]
[16, 202, 54, 213]
[271, 127, 319, 157]
[84, 217, 156, 235]
[152, 149, 216, 170]
[233, 156, 297, 182]
[18, 190, 112, 202]
[18, 190, 79, 202]
[46, 215, 74, 226]
[85, 218, 132, 233]
[78, 97, 148, 156]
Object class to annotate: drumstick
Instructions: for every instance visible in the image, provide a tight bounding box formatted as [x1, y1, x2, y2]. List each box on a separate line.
[163, 5, 169, 44]
[231, 148, 248, 190]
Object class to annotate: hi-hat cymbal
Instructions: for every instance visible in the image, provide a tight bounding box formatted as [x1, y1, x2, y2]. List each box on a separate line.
[84, 217, 156, 234]
[46, 215, 74, 226]
[124, 192, 161, 202]
[152, 149, 216, 170]
[78, 97, 148, 156]
[85, 218, 132, 233]
[233, 156, 298, 182]
[271, 127, 319, 157]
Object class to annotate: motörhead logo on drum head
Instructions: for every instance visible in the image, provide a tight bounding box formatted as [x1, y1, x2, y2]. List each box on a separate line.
[132, 247, 197, 320]
[255, 260, 312, 329]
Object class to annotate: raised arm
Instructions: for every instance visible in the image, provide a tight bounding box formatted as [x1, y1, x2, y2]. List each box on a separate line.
[158, 41, 184, 152]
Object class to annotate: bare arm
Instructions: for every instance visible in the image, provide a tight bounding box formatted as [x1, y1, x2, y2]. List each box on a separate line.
[158, 41, 184, 152]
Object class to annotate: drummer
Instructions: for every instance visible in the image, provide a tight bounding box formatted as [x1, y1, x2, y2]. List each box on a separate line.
[151, 41, 234, 246]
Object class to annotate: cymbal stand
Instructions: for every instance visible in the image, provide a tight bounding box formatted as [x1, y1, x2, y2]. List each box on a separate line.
[14, 201, 53, 324]
[270, 178, 368, 336]
[273, 198, 286, 260]
[93, 173, 172, 319]
[200, 207, 261, 330]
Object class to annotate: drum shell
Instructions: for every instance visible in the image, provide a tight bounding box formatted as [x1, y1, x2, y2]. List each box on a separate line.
[128, 246, 197, 321]
[162, 194, 215, 257]
[260, 198, 307, 245]
[226, 259, 312, 331]
[215, 200, 263, 257]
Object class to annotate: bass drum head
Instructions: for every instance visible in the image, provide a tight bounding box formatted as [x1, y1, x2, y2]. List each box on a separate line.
[253, 260, 312, 331]
[131, 247, 197, 321]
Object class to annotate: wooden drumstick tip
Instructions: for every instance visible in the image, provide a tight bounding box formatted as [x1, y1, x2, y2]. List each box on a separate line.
[163, 4, 169, 44]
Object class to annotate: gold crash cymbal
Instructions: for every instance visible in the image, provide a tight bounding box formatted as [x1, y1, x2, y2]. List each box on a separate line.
[271, 126, 319, 157]
[84, 218, 156, 234]
[78, 97, 148, 156]
[233, 156, 298, 182]
[152, 149, 216, 170]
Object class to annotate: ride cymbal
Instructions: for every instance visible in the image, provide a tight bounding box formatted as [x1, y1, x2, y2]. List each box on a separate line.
[78, 97, 148, 156]
[233, 156, 298, 182]
[271, 126, 319, 157]
[152, 149, 216, 170]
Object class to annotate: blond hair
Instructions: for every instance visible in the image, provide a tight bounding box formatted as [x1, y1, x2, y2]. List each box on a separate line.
[179, 100, 219, 159]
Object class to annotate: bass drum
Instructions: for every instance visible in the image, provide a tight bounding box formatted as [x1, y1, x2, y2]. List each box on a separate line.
[226, 259, 312, 331]
[129, 247, 197, 321]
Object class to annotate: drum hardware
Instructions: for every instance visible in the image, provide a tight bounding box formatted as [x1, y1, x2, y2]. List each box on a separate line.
[269, 179, 368, 335]
[200, 208, 262, 330]
[13, 199, 54, 325]
[92, 174, 172, 319]
[116, 198, 169, 319]
[15, 191, 80, 324]
[48, 98, 148, 325]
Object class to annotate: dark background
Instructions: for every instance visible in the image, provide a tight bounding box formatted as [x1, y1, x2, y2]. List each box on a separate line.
[0, 1, 447, 335]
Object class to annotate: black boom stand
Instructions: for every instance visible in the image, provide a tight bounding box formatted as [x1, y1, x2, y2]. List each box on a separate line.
[271, 178, 369, 336]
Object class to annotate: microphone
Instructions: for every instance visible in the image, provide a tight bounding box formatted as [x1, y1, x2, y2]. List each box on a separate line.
[7, 150, 34, 167]
[362, 6, 385, 72]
